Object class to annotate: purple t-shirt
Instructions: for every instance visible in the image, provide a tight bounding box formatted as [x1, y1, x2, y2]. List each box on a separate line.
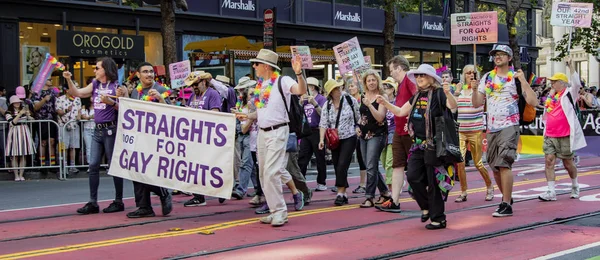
[187, 87, 222, 111]
[385, 100, 397, 144]
[91, 80, 118, 123]
[303, 94, 327, 128]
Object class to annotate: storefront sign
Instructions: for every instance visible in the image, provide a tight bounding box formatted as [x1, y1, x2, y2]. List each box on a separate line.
[221, 0, 255, 11]
[335, 11, 361, 23]
[169, 60, 191, 89]
[110, 98, 235, 199]
[423, 21, 444, 32]
[333, 37, 365, 75]
[450, 11, 498, 45]
[550, 2, 593, 28]
[263, 8, 276, 50]
[57, 30, 145, 60]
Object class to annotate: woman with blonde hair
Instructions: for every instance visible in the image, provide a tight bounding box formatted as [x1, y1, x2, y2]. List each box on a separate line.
[343, 74, 367, 194]
[377, 64, 457, 229]
[454, 65, 493, 202]
[358, 70, 391, 208]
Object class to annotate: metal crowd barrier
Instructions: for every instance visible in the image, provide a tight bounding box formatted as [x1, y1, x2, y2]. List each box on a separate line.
[61, 119, 110, 178]
[0, 119, 64, 180]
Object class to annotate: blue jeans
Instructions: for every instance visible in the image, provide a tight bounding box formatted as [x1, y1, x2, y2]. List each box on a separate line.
[83, 128, 94, 164]
[360, 136, 388, 199]
[88, 125, 123, 203]
[235, 135, 254, 195]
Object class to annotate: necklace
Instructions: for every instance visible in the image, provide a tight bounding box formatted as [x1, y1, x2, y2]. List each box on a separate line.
[485, 66, 514, 95]
[544, 89, 563, 113]
[252, 71, 279, 108]
[136, 82, 171, 101]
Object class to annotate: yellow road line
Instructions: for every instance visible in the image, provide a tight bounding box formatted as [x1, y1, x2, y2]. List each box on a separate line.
[1, 170, 599, 260]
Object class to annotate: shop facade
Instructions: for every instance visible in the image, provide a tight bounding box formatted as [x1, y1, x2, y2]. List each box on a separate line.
[0, 0, 540, 94]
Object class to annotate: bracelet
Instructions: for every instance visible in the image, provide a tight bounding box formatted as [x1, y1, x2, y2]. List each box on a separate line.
[295, 72, 303, 76]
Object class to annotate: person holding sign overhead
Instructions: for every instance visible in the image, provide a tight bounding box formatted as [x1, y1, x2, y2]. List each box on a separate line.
[236, 49, 307, 227]
[63, 57, 127, 215]
[122, 62, 173, 218]
[472, 45, 538, 217]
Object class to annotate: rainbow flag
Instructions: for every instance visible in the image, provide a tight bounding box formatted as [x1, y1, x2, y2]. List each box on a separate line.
[528, 73, 538, 85]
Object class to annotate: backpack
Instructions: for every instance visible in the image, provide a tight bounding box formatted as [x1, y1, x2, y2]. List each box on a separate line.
[566, 92, 585, 127]
[277, 77, 311, 139]
[327, 94, 357, 125]
[483, 72, 535, 126]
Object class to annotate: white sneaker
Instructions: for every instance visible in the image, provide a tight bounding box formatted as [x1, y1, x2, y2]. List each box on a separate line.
[573, 156, 580, 166]
[538, 191, 557, 201]
[570, 186, 580, 199]
[316, 184, 328, 191]
[271, 212, 288, 227]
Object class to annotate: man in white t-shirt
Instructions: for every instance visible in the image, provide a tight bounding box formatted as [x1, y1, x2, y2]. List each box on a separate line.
[236, 49, 307, 227]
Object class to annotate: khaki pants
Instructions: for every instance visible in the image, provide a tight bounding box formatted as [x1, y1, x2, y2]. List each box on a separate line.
[257, 126, 292, 216]
[457, 131, 492, 192]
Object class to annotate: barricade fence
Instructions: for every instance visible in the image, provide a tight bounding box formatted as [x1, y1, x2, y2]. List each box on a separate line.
[61, 119, 110, 178]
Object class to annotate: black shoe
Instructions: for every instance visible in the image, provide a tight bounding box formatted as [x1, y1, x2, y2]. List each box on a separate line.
[160, 193, 173, 216]
[103, 201, 125, 213]
[421, 214, 429, 223]
[379, 199, 402, 213]
[426, 220, 447, 230]
[77, 202, 99, 215]
[334, 195, 348, 206]
[232, 191, 244, 200]
[126, 207, 156, 218]
[492, 202, 513, 217]
[219, 198, 226, 204]
[184, 195, 207, 207]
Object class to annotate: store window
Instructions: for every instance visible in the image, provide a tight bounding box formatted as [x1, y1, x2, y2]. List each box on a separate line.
[364, 0, 383, 8]
[19, 22, 61, 86]
[336, 0, 360, 6]
[423, 51, 443, 69]
[398, 50, 420, 69]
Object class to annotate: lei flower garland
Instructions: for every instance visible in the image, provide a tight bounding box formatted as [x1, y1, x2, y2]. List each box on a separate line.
[485, 66, 514, 95]
[544, 89, 564, 113]
[136, 82, 172, 102]
[252, 71, 279, 108]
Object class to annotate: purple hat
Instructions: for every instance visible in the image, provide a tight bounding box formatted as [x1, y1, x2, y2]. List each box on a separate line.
[16, 86, 26, 99]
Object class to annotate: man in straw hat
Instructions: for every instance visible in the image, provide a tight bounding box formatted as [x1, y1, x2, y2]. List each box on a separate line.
[216, 75, 237, 113]
[236, 49, 307, 227]
[538, 57, 586, 202]
[298, 77, 328, 191]
[472, 44, 538, 217]
[376, 55, 416, 213]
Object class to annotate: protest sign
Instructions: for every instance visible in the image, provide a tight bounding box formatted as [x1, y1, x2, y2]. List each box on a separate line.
[168, 60, 191, 89]
[451, 11, 498, 45]
[551, 2, 594, 28]
[290, 46, 313, 69]
[333, 37, 365, 75]
[109, 98, 236, 199]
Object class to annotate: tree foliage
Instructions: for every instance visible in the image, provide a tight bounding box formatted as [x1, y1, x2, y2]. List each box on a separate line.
[548, 0, 600, 61]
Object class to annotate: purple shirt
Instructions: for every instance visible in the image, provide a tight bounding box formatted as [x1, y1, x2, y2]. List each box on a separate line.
[303, 94, 327, 128]
[91, 80, 118, 123]
[187, 87, 222, 111]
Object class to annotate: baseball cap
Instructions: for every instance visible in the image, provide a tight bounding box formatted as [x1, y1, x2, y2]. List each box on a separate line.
[548, 73, 569, 83]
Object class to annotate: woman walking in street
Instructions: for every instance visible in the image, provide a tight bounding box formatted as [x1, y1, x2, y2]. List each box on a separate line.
[345, 75, 367, 194]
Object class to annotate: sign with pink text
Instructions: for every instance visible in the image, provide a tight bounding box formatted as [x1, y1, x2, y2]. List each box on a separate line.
[290, 46, 313, 69]
[551, 2, 594, 28]
[333, 37, 365, 75]
[451, 11, 498, 45]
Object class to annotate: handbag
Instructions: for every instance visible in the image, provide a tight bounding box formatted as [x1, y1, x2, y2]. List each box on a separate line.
[325, 97, 345, 150]
[432, 90, 463, 164]
[423, 89, 440, 166]
[286, 133, 298, 152]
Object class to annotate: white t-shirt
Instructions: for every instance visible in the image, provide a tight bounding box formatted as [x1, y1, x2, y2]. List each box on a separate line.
[478, 73, 520, 132]
[256, 76, 295, 129]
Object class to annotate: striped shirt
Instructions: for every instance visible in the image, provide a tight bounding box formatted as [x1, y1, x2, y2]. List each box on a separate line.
[457, 92, 484, 132]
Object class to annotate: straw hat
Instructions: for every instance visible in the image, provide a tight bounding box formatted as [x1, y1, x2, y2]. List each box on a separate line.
[184, 71, 203, 87]
[216, 75, 230, 85]
[306, 77, 320, 89]
[382, 77, 398, 92]
[249, 49, 281, 71]
[324, 79, 344, 97]
[9, 95, 22, 105]
[234, 76, 257, 90]
[407, 64, 443, 85]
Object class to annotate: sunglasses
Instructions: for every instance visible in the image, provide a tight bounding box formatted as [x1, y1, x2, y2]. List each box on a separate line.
[465, 71, 475, 75]
[414, 74, 427, 78]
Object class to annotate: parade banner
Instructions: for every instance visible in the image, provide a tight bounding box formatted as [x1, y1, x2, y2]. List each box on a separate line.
[168, 60, 191, 89]
[31, 53, 65, 94]
[550, 2, 594, 28]
[290, 46, 313, 69]
[333, 37, 365, 75]
[109, 98, 236, 199]
[450, 11, 498, 45]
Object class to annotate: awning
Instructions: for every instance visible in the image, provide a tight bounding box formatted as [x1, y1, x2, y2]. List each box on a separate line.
[232, 50, 336, 62]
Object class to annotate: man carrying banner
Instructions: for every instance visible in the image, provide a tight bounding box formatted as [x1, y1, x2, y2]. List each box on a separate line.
[182, 71, 225, 207]
[237, 49, 307, 226]
[472, 45, 538, 217]
[63, 57, 126, 215]
[122, 62, 173, 218]
[539, 57, 586, 202]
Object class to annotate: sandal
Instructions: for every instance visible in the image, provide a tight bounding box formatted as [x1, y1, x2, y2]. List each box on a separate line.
[375, 195, 392, 205]
[485, 188, 494, 201]
[360, 199, 375, 208]
[455, 194, 468, 203]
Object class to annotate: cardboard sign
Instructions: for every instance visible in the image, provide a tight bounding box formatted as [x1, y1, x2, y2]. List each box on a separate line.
[168, 60, 191, 89]
[333, 37, 365, 75]
[290, 46, 313, 69]
[451, 11, 498, 45]
[109, 98, 235, 199]
[551, 2, 594, 28]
